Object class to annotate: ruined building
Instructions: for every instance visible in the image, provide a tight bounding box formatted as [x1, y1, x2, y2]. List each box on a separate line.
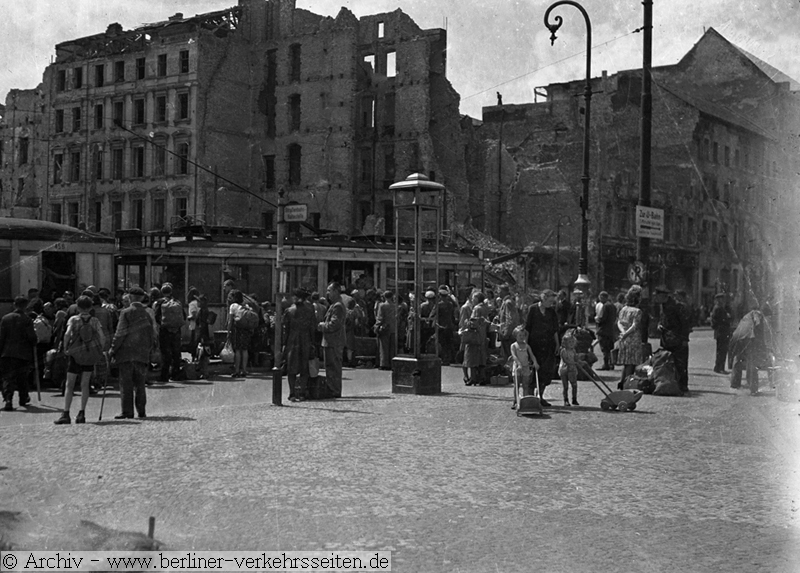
[472, 28, 800, 312]
[0, 0, 468, 240]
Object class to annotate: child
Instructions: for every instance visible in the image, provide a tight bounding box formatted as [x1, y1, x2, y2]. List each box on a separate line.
[510, 325, 539, 409]
[559, 331, 580, 406]
[55, 295, 106, 424]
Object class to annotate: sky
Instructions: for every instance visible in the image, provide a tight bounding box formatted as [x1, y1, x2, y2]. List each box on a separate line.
[2, 0, 800, 118]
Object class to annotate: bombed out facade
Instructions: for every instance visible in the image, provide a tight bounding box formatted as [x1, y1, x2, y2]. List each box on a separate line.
[471, 28, 800, 314]
[0, 0, 468, 240]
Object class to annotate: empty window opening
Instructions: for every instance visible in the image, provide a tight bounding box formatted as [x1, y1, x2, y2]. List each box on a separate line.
[288, 144, 302, 185]
[378, 22, 385, 38]
[386, 51, 396, 77]
[363, 54, 375, 72]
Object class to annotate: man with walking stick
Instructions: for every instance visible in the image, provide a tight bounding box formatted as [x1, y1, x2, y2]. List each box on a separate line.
[108, 287, 156, 420]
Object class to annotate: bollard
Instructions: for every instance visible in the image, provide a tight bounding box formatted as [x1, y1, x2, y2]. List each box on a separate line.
[272, 366, 282, 405]
[147, 516, 155, 539]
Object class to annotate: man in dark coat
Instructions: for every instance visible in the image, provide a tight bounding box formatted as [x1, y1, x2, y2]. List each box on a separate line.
[0, 296, 38, 411]
[526, 289, 560, 407]
[658, 289, 692, 394]
[374, 290, 398, 370]
[109, 287, 155, 419]
[594, 291, 618, 370]
[710, 293, 732, 374]
[283, 288, 317, 401]
[318, 282, 346, 398]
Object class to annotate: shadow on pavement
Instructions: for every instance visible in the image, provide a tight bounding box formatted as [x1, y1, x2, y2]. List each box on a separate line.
[290, 404, 376, 415]
[436, 391, 512, 403]
[141, 415, 196, 422]
[0, 466, 8, 471]
[94, 420, 141, 426]
[16, 404, 61, 414]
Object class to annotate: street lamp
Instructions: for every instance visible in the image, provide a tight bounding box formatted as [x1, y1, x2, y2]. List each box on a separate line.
[389, 173, 444, 395]
[544, 1, 592, 294]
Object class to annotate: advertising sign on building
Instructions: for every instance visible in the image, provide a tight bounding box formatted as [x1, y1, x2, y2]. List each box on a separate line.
[636, 205, 664, 240]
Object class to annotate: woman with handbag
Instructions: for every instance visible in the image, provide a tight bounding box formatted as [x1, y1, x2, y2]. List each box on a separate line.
[616, 286, 644, 390]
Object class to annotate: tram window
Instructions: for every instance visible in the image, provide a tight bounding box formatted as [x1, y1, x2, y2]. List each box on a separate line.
[189, 263, 223, 304]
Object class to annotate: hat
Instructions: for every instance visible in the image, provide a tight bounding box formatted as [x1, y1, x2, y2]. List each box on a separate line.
[425, 290, 436, 299]
[87, 285, 99, 294]
[438, 285, 450, 295]
[129, 286, 145, 296]
[160, 284, 173, 295]
[351, 289, 359, 296]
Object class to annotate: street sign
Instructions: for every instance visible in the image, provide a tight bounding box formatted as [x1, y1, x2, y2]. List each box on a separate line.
[283, 203, 308, 223]
[636, 205, 664, 240]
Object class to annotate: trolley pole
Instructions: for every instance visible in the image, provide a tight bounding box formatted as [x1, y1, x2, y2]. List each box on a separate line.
[272, 188, 286, 406]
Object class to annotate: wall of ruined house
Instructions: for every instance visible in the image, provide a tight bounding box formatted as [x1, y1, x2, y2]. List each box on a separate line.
[0, 89, 47, 219]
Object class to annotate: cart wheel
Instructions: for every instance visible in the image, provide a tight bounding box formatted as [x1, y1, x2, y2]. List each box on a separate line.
[618, 401, 628, 412]
[600, 400, 610, 411]
[628, 402, 636, 411]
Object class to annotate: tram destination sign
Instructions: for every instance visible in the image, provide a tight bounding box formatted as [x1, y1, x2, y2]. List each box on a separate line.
[636, 205, 664, 240]
[283, 203, 308, 223]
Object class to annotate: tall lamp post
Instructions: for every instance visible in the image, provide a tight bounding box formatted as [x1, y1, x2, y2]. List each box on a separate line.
[544, 1, 592, 294]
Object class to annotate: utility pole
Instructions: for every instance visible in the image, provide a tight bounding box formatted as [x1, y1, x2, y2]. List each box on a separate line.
[638, 0, 653, 323]
[272, 188, 286, 406]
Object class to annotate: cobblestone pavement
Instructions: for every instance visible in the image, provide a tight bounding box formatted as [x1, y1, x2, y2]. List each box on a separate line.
[2, 330, 799, 572]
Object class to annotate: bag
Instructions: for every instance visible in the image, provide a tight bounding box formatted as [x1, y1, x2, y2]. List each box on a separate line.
[307, 375, 337, 400]
[460, 328, 482, 345]
[235, 305, 259, 331]
[308, 357, 320, 378]
[34, 315, 53, 344]
[623, 374, 655, 394]
[220, 341, 234, 364]
[160, 298, 185, 331]
[660, 328, 681, 350]
[149, 347, 162, 366]
[649, 349, 681, 396]
[65, 316, 104, 366]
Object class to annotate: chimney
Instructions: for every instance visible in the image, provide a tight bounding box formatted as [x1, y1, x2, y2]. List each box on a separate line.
[168, 13, 184, 21]
[106, 23, 123, 35]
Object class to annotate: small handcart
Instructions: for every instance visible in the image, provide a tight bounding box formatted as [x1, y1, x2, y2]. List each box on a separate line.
[513, 367, 543, 416]
[578, 363, 642, 412]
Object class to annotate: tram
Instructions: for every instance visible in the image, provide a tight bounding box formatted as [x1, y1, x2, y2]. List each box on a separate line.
[0, 217, 116, 312]
[115, 225, 484, 317]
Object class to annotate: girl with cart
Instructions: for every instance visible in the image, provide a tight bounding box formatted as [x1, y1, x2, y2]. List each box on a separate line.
[510, 326, 539, 410]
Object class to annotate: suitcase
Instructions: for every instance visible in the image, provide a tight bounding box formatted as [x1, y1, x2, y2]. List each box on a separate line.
[307, 376, 337, 400]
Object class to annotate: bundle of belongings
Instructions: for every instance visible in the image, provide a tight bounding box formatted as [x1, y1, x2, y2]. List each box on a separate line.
[622, 348, 680, 396]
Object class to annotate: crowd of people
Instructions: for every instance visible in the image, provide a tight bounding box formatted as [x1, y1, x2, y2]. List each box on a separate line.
[1, 275, 775, 422]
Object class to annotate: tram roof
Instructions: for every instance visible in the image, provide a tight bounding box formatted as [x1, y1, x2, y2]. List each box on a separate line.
[0, 218, 115, 243]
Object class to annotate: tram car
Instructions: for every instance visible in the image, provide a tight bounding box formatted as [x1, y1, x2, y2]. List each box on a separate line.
[0, 217, 116, 313]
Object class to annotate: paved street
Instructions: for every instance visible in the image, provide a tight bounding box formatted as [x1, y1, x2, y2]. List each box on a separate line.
[2, 329, 799, 572]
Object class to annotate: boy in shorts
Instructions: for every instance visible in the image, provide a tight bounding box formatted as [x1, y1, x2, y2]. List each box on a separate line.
[55, 295, 106, 424]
